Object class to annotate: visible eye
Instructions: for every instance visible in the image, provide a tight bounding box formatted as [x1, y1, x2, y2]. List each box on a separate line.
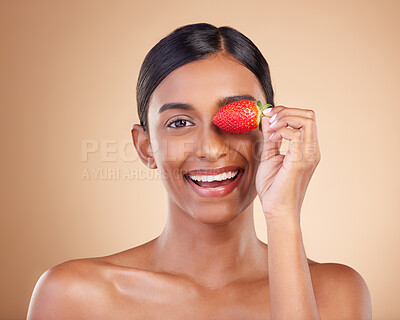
[166, 118, 194, 128]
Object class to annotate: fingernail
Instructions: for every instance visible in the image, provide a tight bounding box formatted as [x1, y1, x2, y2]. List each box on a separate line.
[268, 132, 275, 140]
[269, 113, 277, 123]
[262, 108, 272, 115]
[269, 119, 278, 128]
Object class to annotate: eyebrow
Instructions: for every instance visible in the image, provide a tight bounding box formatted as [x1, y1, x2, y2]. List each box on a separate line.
[157, 94, 258, 114]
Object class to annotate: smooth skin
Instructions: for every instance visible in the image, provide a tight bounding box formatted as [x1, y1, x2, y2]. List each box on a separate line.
[27, 53, 372, 319]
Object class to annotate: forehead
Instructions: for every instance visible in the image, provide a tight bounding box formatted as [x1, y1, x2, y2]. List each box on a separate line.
[149, 54, 265, 109]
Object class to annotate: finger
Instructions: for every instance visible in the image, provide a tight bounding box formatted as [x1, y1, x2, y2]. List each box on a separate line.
[265, 105, 316, 121]
[268, 113, 320, 163]
[269, 127, 304, 163]
[260, 116, 281, 161]
[265, 115, 316, 142]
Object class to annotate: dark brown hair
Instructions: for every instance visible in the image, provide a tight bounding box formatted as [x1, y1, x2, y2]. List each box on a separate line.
[136, 22, 275, 132]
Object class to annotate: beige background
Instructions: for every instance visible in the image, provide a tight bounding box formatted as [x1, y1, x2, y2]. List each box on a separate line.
[1, 0, 399, 319]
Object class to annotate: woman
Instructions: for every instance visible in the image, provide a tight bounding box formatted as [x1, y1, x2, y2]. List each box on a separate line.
[27, 23, 372, 319]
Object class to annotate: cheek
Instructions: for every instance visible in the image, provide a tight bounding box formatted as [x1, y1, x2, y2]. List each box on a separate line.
[152, 137, 196, 167]
[231, 137, 262, 162]
[253, 139, 263, 161]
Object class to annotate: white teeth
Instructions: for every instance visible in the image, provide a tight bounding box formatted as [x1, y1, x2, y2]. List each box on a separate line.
[188, 170, 239, 182]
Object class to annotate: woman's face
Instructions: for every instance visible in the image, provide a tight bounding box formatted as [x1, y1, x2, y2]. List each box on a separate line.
[146, 53, 267, 224]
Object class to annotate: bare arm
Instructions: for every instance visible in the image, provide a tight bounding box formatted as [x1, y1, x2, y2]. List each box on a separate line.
[266, 214, 320, 319]
[257, 106, 371, 318]
[265, 214, 372, 319]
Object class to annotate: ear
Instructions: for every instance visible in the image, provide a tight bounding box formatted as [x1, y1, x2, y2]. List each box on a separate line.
[131, 124, 157, 169]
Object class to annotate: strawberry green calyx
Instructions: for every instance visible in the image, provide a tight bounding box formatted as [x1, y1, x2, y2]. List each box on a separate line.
[257, 100, 273, 132]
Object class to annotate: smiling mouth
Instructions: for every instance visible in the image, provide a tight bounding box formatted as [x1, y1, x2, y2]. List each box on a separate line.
[184, 169, 244, 188]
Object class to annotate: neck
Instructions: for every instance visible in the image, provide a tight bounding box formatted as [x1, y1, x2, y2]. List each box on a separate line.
[153, 200, 268, 289]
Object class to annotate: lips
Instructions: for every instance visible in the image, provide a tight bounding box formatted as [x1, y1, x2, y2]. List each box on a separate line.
[183, 166, 245, 198]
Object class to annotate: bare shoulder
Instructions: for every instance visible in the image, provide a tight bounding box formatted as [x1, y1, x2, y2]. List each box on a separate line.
[27, 240, 162, 319]
[309, 261, 372, 320]
[27, 258, 117, 320]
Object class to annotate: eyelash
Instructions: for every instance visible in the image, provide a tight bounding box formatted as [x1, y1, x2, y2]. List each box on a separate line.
[166, 117, 194, 128]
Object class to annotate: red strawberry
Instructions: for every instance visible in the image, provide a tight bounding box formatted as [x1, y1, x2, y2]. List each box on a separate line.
[212, 100, 273, 133]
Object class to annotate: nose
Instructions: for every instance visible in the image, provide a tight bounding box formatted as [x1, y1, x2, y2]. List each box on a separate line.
[193, 123, 228, 162]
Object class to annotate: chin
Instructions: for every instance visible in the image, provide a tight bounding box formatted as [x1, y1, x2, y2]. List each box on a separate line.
[189, 205, 242, 225]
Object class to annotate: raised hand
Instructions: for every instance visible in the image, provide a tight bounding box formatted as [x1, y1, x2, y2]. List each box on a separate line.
[255, 105, 321, 222]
